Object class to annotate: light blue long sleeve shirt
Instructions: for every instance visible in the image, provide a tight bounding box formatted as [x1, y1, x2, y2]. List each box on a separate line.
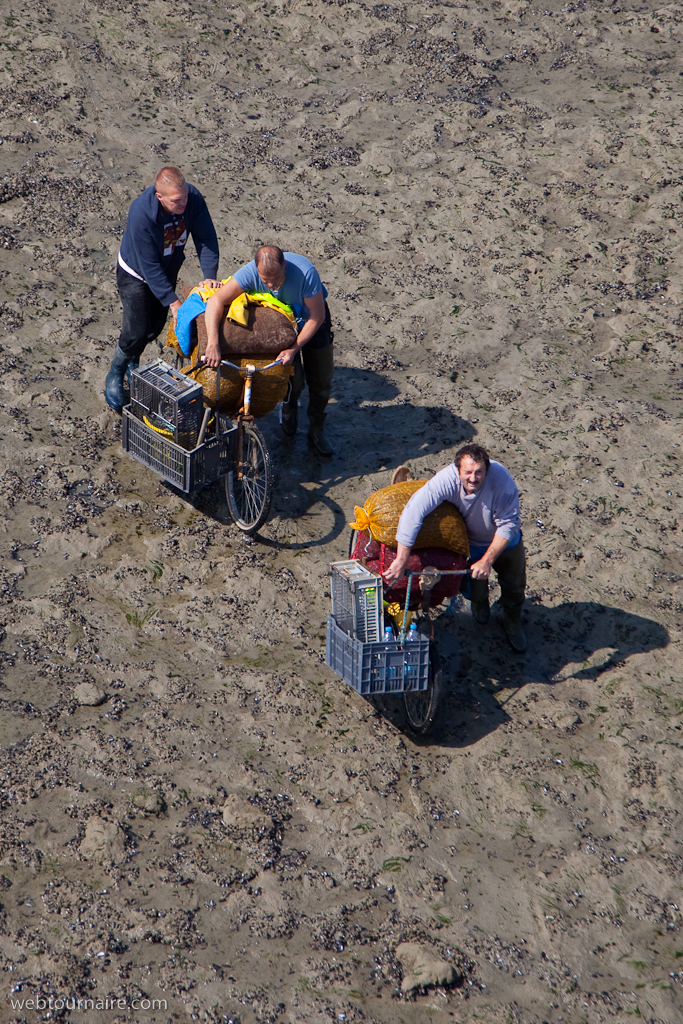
[395, 461, 522, 550]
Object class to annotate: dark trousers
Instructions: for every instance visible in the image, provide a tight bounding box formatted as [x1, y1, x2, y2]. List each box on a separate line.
[469, 539, 527, 622]
[117, 264, 177, 360]
[285, 303, 334, 423]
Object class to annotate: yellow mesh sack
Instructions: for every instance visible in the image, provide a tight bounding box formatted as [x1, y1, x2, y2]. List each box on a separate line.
[350, 480, 469, 557]
[166, 322, 183, 355]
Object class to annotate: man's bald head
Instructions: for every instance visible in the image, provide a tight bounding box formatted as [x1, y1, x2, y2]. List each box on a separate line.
[255, 246, 286, 291]
[255, 245, 285, 275]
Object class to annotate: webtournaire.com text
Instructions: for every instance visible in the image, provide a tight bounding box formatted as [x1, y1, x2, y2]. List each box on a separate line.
[9, 995, 168, 1012]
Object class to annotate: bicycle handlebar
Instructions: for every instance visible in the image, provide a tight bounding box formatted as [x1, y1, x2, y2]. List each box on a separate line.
[216, 359, 281, 372]
[404, 568, 471, 576]
[186, 358, 283, 380]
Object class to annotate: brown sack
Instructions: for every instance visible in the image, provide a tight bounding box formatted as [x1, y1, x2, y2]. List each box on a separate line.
[177, 283, 297, 358]
[195, 305, 296, 358]
[350, 481, 469, 558]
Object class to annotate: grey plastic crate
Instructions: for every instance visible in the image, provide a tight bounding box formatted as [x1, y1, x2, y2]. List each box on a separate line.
[130, 359, 204, 450]
[329, 559, 383, 643]
[122, 406, 235, 492]
[326, 615, 429, 695]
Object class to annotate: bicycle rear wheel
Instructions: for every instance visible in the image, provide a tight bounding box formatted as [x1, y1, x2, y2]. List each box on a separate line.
[225, 423, 273, 533]
[402, 622, 443, 736]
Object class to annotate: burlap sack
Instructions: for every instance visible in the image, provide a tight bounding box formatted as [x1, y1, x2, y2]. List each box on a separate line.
[174, 283, 297, 358]
[350, 481, 469, 558]
[183, 355, 292, 418]
[166, 321, 182, 355]
[195, 304, 296, 358]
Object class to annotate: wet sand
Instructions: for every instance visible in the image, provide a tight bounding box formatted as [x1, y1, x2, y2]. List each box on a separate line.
[1, 2, 682, 1022]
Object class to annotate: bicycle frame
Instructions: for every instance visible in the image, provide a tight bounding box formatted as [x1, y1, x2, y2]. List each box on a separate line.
[398, 567, 471, 643]
[190, 358, 280, 480]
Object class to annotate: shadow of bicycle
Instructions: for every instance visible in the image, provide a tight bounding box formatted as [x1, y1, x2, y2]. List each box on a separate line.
[254, 366, 475, 547]
[177, 365, 475, 550]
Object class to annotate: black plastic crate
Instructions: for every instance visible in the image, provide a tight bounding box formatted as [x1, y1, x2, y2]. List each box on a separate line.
[122, 407, 235, 492]
[130, 359, 204, 450]
[326, 615, 429, 695]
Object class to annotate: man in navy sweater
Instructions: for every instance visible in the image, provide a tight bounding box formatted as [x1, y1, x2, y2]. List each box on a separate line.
[105, 166, 219, 412]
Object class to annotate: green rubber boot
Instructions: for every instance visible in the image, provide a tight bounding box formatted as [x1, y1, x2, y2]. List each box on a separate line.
[104, 345, 131, 413]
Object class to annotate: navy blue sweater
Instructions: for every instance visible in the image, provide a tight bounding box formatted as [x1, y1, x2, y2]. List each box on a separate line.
[119, 184, 219, 306]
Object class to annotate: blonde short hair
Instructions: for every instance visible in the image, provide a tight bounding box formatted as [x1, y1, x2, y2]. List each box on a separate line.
[155, 166, 186, 193]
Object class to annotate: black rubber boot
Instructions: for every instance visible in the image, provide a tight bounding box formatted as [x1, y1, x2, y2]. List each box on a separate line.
[469, 577, 490, 624]
[495, 540, 527, 651]
[126, 354, 139, 385]
[302, 344, 334, 455]
[308, 416, 334, 456]
[503, 611, 527, 653]
[471, 600, 491, 625]
[105, 344, 131, 413]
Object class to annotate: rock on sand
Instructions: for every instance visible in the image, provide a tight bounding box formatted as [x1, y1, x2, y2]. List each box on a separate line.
[222, 793, 271, 829]
[396, 941, 459, 994]
[79, 817, 127, 865]
[73, 682, 107, 706]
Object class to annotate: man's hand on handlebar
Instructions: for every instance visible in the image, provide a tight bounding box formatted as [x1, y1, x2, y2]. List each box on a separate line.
[277, 346, 299, 367]
[382, 542, 412, 585]
[382, 561, 406, 585]
[469, 557, 493, 580]
[202, 341, 222, 368]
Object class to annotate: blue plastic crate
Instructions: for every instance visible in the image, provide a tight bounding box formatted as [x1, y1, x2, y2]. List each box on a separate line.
[326, 615, 429, 695]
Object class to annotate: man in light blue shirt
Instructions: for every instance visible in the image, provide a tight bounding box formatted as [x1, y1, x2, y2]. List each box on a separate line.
[203, 246, 334, 455]
[384, 444, 527, 652]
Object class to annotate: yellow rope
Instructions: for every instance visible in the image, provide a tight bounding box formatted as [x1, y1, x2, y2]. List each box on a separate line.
[142, 414, 174, 439]
[142, 412, 214, 441]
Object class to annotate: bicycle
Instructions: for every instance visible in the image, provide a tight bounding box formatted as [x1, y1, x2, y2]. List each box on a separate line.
[122, 357, 278, 534]
[342, 529, 470, 736]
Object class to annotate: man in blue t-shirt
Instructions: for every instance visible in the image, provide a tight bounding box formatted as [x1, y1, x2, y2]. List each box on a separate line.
[203, 245, 334, 456]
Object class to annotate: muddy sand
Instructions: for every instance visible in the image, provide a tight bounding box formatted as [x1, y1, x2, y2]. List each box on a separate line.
[1, 1, 683, 1022]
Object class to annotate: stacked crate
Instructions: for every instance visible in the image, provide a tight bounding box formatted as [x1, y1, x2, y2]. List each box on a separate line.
[326, 559, 429, 695]
[122, 359, 233, 491]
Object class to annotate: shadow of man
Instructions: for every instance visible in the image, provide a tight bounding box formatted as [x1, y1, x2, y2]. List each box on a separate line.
[430, 600, 670, 748]
[254, 365, 476, 547]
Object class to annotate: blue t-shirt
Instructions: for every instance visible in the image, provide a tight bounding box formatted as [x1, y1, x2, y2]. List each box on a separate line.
[233, 252, 327, 330]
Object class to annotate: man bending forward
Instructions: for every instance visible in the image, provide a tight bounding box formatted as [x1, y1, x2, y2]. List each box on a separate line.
[383, 444, 528, 652]
[203, 245, 334, 456]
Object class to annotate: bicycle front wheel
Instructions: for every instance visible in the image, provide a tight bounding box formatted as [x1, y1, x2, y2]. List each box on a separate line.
[225, 423, 273, 533]
[402, 623, 443, 736]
